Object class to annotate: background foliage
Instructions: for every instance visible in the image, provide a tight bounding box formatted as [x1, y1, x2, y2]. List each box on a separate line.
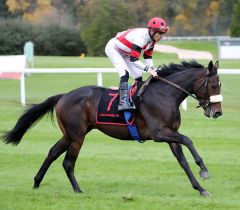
[0, 18, 86, 55]
[0, 0, 239, 56]
[230, 0, 240, 37]
[79, 0, 136, 56]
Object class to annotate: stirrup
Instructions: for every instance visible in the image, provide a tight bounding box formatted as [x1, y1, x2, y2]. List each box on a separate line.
[118, 103, 136, 111]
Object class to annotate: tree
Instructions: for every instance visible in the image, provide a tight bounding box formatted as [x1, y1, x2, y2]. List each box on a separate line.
[170, 0, 199, 35]
[79, 0, 137, 56]
[0, 0, 10, 18]
[217, 0, 233, 35]
[6, 0, 56, 23]
[51, 0, 80, 25]
[6, 0, 84, 26]
[204, 0, 220, 35]
[230, 0, 240, 37]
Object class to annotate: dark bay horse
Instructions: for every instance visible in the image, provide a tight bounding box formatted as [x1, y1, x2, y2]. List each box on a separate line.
[2, 60, 223, 196]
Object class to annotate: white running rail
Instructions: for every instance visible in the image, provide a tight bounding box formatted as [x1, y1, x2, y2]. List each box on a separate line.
[1, 67, 240, 107]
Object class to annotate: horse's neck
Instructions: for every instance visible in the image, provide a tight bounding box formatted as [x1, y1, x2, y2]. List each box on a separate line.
[166, 69, 204, 105]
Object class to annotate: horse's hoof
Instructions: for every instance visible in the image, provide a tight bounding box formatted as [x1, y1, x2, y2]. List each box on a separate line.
[199, 170, 209, 180]
[33, 184, 39, 189]
[74, 189, 83, 193]
[200, 191, 211, 197]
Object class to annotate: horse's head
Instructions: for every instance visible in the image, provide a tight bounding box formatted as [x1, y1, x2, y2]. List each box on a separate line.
[193, 61, 223, 118]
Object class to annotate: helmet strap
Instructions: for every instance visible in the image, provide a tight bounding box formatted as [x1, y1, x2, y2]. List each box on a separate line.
[148, 29, 156, 41]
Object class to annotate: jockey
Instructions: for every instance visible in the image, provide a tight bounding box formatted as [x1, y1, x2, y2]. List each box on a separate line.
[105, 17, 169, 111]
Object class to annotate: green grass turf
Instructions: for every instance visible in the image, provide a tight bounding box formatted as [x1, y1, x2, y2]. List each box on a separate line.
[33, 40, 240, 69]
[34, 54, 240, 69]
[0, 54, 240, 209]
[161, 40, 218, 58]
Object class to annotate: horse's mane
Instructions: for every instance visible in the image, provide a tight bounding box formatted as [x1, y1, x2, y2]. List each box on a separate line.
[157, 60, 204, 78]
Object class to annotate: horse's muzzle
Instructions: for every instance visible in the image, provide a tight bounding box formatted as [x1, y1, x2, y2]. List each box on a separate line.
[213, 111, 222, 118]
[204, 105, 222, 119]
[203, 95, 223, 119]
[204, 103, 222, 119]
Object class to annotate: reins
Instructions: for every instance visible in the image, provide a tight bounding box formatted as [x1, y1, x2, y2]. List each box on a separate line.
[137, 64, 215, 109]
[154, 75, 210, 108]
[155, 75, 199, 101]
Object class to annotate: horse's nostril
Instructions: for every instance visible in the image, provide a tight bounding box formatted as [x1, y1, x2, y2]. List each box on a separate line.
[215, 111, 222, 117]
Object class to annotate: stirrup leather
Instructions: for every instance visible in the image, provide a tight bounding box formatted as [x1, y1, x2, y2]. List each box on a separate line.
[137, 76, 153, 101]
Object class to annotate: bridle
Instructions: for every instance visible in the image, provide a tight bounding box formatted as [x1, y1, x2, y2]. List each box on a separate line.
[193, 77, 210, 108]
[155, 70, 221, 109]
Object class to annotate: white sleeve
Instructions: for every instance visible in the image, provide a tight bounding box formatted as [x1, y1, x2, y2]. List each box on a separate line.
[132, 60, 148, 71]
[144, 59, 154, 67]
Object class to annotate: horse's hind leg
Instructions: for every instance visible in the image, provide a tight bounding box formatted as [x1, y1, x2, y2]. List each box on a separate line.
[62, 135, 85, 193]
[33, 138, 67, 189]
[169, 143, 211, 196]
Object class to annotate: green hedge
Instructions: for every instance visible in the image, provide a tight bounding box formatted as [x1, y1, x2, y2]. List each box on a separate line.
[0, 18, 86, 55]
[230, 1, 240, 37]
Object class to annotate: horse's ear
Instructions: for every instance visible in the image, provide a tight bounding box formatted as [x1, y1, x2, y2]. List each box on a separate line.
[214, 60, 219, 69]
[208, 61, 213, 71]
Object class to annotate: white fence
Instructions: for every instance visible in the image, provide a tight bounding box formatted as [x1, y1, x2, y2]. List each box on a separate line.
[163, 36, 230, 41]
[218, 38, 240, 59]
[1, 68, 240, 107]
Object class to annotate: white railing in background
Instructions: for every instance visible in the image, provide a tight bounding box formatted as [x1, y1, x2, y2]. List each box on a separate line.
[163, 36, 230, 41]
[0, 68, 240, 108]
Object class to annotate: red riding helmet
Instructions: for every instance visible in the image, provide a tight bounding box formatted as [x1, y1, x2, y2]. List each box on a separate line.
[147, 17, 169, 33]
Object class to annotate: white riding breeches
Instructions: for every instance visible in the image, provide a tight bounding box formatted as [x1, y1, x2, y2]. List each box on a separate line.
[105, 38, 142, 79]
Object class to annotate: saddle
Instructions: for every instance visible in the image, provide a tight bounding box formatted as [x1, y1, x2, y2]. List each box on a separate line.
[96, 82, 143, 126]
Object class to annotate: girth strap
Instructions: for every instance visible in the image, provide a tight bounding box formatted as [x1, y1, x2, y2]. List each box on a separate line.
[124, 111, 144, 143]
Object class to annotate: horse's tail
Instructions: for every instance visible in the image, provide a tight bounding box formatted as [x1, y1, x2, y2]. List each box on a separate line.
[2, 94, 64, 145]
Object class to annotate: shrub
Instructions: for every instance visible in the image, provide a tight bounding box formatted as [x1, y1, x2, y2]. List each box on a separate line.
[0, 18, 86, 55]
[80, 0, 136, 56]
[230, 1, 240, 37]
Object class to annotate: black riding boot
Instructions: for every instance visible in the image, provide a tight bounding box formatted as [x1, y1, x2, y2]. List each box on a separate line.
[118, 82, 136, 111]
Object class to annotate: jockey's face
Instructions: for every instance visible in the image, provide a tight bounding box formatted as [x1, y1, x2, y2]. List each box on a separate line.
[153, 33, 161, 42]
[149, 29, 166, 42]
[153, 32, 165, 42]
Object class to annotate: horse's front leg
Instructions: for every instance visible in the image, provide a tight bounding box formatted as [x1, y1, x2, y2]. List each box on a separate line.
[151, 129, 210, 195]
[153, 129, 209, 179]
[169, 143, 210, 196]
[177, 134, 209, 180]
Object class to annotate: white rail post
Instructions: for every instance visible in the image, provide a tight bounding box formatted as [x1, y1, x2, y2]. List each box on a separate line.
[181, 99, 187, 111]
[97, 72, 103, 86]
[20, 72, 26, 106]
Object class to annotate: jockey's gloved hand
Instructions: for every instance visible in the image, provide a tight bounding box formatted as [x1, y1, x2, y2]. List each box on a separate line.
[157, 65, 162, 71]
[148, 67, 158, 78]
